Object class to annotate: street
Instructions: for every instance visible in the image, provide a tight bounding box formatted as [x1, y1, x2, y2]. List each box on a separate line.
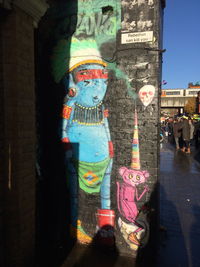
[157, 142, 200, 267]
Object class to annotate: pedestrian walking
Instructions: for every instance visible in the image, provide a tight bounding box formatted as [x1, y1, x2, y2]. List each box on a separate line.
[167, 118, 174, 143]
[163, 119, 169, 139]
[188, 118, 195, 146]
[194, 119, 200, 149]
[180, 116, 191, 153]
[172, 118, 182, 150]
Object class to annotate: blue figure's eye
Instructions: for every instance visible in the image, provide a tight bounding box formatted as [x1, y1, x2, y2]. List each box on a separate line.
[81, 71, 88, 75]
[84, 80, 91, 86]
[102, 69, 108, 75]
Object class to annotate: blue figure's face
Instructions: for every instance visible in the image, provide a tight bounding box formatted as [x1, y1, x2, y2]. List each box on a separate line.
[65, 64, 108, 107]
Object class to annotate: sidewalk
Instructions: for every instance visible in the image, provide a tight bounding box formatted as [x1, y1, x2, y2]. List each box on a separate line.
[61, 244, 136, 267]
[157, 143, 200, 267]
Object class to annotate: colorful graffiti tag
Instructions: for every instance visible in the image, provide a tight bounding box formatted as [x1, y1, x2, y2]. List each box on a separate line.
[117, 108, 149, 250]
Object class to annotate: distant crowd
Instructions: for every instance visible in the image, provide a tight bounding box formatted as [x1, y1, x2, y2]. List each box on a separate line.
[161, 116, 200, 154]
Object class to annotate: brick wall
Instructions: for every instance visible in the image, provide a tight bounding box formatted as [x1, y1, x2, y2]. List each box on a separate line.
[37, 0, 164, 261]
[0, 6, 36, 267]
[0, 9, 5, 267]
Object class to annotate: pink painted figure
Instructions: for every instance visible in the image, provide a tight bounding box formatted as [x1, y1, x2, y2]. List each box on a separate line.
[117, 166, 149, 223]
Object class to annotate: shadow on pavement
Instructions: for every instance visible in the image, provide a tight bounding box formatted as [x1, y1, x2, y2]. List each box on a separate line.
[135, 181, 160, 267]
[173, 149, 192, 173]
[157, 184, 189, 267]
[190, 205, 200, 267]
[61, 226, 136, 267]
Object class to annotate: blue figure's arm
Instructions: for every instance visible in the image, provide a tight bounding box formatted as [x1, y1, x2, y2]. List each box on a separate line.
[61, 73, 76, 142]
[61, 103, 73, 150]
[104, 117, 111, 141]
[103, 108, 111, 140]
[62, 117, 68, 140]
[103, 108, 114, 158]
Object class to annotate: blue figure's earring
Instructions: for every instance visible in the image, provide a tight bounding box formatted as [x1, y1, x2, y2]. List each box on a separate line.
[68, 88, 77, 97]
[63, 72, 78, 98]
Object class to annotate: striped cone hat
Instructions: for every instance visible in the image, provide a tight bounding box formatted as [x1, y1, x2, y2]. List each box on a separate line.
[131, 108, 141, 170]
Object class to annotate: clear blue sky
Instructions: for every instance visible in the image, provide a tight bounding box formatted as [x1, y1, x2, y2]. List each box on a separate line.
[162, 0, 200, 89]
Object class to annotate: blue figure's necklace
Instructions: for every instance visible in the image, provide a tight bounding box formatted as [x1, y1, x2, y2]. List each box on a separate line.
[72, 101, 104, 125]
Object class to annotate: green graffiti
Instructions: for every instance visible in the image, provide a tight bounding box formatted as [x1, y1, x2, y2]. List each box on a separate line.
[108, 62, 138, 100]
[51, 39, 70, 83]
[50, 0, 136, 100]
[77, 0, 120, 14]
[75, 13, 115, 37]
[44, 0, 121, 40]
[51, 37, 102, 83]
[74, 0, 121, 45]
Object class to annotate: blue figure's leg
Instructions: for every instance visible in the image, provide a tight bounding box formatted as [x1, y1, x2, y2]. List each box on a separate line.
[100, 159, 113, 209]
[66, 156, 92, 244]
[98, 159, 115, 245]
[67, 159, 78, 227]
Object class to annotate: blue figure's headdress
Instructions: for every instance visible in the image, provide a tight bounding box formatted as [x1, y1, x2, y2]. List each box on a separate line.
[51, 37, 106, 83]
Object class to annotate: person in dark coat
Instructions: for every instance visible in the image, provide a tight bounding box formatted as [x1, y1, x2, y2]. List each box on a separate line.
[173, 118, 182, 150]
[181, 116, 191, 153]
[194, 120, 200, 149]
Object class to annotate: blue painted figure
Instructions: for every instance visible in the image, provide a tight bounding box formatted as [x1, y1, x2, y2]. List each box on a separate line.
[61, 48, 114, 244]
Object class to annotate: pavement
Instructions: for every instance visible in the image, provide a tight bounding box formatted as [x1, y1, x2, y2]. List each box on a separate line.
[61, 244, 136, 267]
[157, 142, 200, 267]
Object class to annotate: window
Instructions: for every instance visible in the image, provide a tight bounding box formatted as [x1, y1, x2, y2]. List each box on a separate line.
[188, 91, 198, 95]
[166, 91, 180, 95]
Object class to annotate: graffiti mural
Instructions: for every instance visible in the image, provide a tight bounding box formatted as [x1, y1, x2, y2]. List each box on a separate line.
[117, 108, 149, 250]
[35, 0, 162, 259]
[117, 167, 149, 223]
[75, 11, 116, 37]
[51, 0, 121, 246]
[76, 0, 121, 45]
[47, 0, 156, 252]
[138, 84, 155, 107]
[59, 38, 114, 244]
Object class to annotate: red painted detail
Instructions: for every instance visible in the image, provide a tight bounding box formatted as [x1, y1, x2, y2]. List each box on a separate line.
[75, 69, 108, 82]
[62, 105, 72, 119]
[97, 209, 115, 227]
[108, 141, 114, 158]
[96, 209, 115, 246]
[104, 109, 109, 118]
[68, 88, 76, 97]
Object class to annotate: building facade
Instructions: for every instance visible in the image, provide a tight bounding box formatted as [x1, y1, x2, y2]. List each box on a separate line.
[161, 86, 200, 115]
[0, 1, 48, 266]
[0, 0, 165, 265]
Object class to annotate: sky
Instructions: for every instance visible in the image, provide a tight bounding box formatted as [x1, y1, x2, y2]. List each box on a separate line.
[162, 0, 200, 89]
